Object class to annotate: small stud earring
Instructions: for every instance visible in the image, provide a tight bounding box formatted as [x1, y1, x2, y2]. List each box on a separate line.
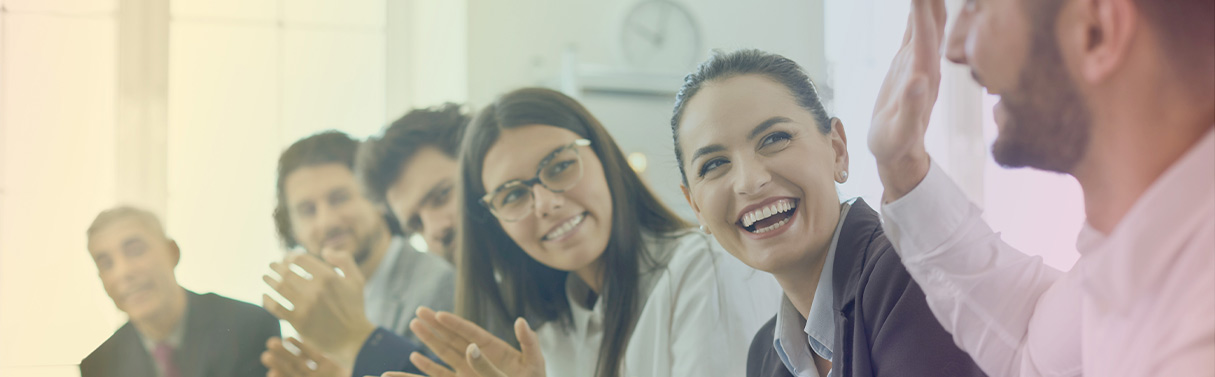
[699, 225, 710, 234]
[839, 171, 849, 182]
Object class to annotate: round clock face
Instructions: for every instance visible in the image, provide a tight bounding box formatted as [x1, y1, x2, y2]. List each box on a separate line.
[621, 0, 702, 72]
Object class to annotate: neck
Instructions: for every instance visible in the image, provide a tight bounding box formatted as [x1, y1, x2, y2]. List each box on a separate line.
[772, 248, 829, 319]
[575, 260, 604, 294]
[359, 228, 393, 279]
[132, 286, 187, 342]
[1072, 86, 1214, 233]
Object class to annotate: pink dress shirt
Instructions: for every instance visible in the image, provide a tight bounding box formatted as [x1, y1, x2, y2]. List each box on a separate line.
[880, 129, 1215, 376]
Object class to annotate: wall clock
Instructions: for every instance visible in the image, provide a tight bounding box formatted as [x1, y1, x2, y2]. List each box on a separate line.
[620, 0, 702, 72]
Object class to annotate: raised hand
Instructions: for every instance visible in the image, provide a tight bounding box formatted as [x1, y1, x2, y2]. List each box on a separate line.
[262, 249, 377, 366]
[262, 337, 351, 377]
[868, 0, 948, 202]
[402, 307, 545, 377]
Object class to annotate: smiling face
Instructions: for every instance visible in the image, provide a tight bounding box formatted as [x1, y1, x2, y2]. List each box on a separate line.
[678, 74, 848, 274]
[480, 124, 613, 273]
[386, 146, 460, 259]
[284, 163, 386, 264]
[87, 218, 181, 322]
[947, 0, 1092, 173]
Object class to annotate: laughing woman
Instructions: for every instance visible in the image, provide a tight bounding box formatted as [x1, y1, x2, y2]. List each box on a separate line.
[396, 87, 780, 377]
[671, 49, 986, 377]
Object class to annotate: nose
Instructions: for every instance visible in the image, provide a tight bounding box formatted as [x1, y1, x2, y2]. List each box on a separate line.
[420, 209, 453, 246]
[532, 184, 564, 219]
[945, 5, 973, 65]
[732, 157, 772, 196]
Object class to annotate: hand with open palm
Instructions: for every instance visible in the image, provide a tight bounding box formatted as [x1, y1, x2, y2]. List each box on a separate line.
[868, 0, 948, 202]
[376, 307, 544, 377]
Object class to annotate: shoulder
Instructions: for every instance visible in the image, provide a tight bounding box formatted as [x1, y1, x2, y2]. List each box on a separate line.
[80, 322, 138, 373]
[192, 292, 279, 331]
[746, 315, 793, 377]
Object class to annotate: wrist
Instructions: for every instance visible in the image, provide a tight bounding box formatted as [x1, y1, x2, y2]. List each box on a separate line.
[876, 151, 930, 203]
[335, 320, 377, 367]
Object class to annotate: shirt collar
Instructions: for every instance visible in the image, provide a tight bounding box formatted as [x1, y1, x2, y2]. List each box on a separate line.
[365, 236, 404, 300]
[139, 298, 188, 352]
[772, 199, 854, 375]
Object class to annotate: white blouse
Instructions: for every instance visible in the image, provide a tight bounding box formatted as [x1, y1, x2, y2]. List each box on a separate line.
[536, 230, 781, 377]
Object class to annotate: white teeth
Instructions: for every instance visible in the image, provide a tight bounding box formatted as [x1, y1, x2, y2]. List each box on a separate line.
[545, 213, 585, 240]
[740, 199, 797, 228]
[753, 216, 791, 234]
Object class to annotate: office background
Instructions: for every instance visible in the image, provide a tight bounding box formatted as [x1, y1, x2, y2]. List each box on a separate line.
[0, 0, 1084, 375]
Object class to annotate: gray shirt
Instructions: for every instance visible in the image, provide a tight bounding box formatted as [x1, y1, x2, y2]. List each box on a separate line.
[362, 236, 455, 341]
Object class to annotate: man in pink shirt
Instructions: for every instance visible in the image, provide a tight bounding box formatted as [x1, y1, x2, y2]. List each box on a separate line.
[869, 0, 1213, 376]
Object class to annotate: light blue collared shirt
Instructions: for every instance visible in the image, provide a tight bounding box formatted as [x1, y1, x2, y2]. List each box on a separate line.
[772, 200, 853, 377]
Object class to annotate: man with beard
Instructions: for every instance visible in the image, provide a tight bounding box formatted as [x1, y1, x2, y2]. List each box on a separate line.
[357, 103, 470, 263]
[869, 0, 1212, 376]
[260, 131, 454, 376]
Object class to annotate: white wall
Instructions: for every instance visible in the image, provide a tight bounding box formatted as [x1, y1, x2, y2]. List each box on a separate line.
[0, 0, 125, 374]
[465, 0, 828, 220]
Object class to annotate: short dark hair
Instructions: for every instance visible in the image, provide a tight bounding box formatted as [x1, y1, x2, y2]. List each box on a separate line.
[356, 103, 470, 206]
[273, 130, 400, 248]
[670, 49, 832, 185]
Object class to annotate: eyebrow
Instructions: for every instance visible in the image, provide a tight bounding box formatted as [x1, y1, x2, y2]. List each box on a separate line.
[489, 143, 570, 193]
[122, 237, 146, 250]
[418, 179, 452, 208]
[689, 116, 793, 165]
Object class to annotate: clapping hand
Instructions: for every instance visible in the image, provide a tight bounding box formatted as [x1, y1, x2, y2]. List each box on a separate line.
[374, 307, 545, 377]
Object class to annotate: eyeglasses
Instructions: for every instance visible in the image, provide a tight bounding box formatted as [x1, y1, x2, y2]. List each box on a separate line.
[480, 139, 592, 222]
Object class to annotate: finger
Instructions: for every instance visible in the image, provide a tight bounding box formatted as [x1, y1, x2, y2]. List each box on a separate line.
[263, 337, 309, 376]
[514, 317, 544, 366]
[434, 311, 510, 349]
[285, 337, 325, 362]
[262, 274, 304, 303]
[410, 317, 467, 354]
[287, 252, 336, 281]
[411, 351, 459, 377]
[262, 294, 296, 323]
[465, 344, 507, 377]
[322, 248, 364, 283]
[410, 318, 471, 367]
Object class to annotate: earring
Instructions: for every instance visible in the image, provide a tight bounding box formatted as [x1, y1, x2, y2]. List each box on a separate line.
[699, 225, 711, 235]
[839, 171, 849, 182]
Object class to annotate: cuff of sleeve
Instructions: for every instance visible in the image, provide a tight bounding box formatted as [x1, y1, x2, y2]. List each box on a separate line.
[881, 161, 978, 259]
[351, 327, 423, 377]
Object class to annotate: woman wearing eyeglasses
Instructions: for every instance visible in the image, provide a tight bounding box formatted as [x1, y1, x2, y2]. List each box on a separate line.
[389, 87, 780, 377]
[671, 49, 986, 377]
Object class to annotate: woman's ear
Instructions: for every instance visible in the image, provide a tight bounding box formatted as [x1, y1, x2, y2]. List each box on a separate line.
[680, 184, 708, 233]
[830, 118, 850, 181]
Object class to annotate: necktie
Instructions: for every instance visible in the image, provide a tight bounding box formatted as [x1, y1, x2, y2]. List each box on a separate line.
[152, 342, 182, 377]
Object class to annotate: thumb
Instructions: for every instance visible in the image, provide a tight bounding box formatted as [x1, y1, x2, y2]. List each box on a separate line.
[515, 317, 544, 367]
[466, 343, 508, 377]
[322, 249, 362, 282]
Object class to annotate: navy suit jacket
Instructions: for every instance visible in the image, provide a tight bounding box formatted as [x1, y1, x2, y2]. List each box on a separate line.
[746, 199, 986, 377]
[80, 290, 280, 377]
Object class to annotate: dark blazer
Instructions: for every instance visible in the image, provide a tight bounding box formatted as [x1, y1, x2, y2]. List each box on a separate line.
[747, 199, 986, 377]
[80, 290, 280, 377]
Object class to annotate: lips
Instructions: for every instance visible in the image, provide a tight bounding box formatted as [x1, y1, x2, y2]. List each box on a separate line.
[542, 212, 587, 241]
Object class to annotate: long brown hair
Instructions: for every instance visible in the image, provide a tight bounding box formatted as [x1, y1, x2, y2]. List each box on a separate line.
[454, 88, 689, 377]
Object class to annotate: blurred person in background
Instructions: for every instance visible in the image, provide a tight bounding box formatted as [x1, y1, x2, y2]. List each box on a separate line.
[357, 103, 472, 264]
[869, 0, 1214, 375]
[81, 205, 280, 377]
[260, 131, 454, 377]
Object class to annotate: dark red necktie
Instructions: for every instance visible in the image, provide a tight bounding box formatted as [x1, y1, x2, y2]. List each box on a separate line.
[152, 342, 182, 377]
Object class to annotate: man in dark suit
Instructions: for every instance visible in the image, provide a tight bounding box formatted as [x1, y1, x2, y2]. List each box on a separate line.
[80, 205, 280, 377]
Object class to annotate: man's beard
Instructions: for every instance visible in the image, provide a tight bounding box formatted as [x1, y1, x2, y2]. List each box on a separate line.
[991, 1, 1093, 174]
